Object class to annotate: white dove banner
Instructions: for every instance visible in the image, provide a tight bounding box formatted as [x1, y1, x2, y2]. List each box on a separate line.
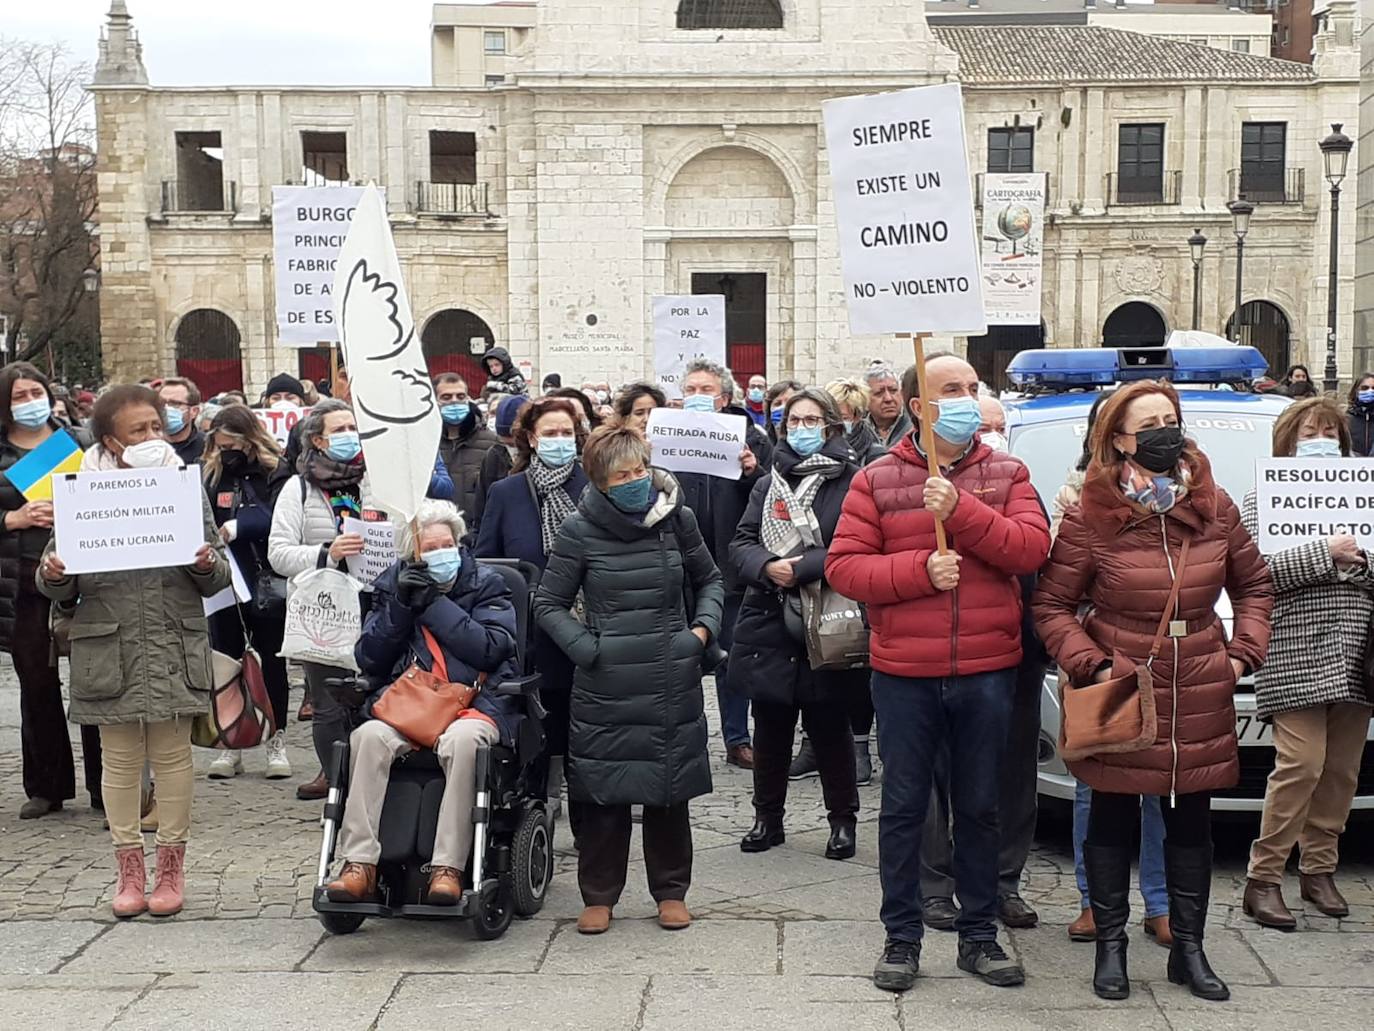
[332, 183, 440, 525]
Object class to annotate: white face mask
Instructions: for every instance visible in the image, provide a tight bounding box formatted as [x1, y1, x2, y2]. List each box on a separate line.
[121, 438, 176, 468]
[982, 431, 1009, 453]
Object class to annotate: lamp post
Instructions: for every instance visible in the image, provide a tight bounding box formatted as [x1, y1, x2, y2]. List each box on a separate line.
[1320, 123, 1353, 394]
[1226, 200, 1253, 343]
[1188, 229, 1207, 331]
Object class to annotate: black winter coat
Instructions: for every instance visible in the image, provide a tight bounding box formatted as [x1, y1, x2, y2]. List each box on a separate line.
[471, 442, 515, 534]
[728, 437, 867, 707]
[438, 417, 499, 526]
[534, 473, 725, 807]
[206, 459, 293, 582]
[845, 421, 886, 467]
[1350, 408, 1374, 457]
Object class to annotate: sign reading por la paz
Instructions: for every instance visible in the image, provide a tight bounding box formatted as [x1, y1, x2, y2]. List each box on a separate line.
[647, 407, 747, 481]
[272, 185, 366, 346]
[653, 295, 726, 401]
[52, 466, 208, 575]
[822, 82, 986, 337]
[1254, 457, 1374, 553]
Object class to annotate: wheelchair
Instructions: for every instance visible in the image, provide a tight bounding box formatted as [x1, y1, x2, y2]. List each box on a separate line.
[311, 559, 553, 940]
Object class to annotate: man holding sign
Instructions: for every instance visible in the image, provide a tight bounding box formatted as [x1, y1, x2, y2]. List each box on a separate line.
[826, 355, 1050, 992]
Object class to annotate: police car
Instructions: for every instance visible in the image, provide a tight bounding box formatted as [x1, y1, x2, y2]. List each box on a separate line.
[1003, 345, 1374, 814]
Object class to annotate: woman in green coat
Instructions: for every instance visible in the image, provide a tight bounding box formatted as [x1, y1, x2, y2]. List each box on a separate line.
[39, 384, 230, 920]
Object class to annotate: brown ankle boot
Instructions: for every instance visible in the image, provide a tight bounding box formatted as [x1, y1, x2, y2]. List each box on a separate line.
[148, 844, 186, 917]
[657, 899, 692, 930]
[1243, 878, 1297, 930]
[577, 905, 612, 934]
[1067, 907, 1096, 941]
[1300, 873, 1349, 917]
[112, 847, 147, 919]
[327, 862, 378, 903]
[1142, 914, 1174, 947]
[427, 866, 462, 905]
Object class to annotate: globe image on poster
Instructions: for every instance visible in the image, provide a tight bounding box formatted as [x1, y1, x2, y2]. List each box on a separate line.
[997, 203, 1034, 256]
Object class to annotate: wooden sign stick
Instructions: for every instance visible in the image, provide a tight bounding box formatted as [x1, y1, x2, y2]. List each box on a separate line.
[900, 332, 950, 555]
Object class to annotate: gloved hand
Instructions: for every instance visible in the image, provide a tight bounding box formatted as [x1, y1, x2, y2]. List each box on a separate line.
[395, 560, 440, 612]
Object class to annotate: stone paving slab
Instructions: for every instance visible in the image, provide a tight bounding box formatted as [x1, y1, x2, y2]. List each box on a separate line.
[0, 975, 155, 1030]
[1152, 984, 1374, 1031]
[899, 981, 1175, 1031]
[107, 972, 400, 1031]
[378, 973, 649, 1031]
[0, 920, 108, 974]
[783, 919, 982, 979]
[62, 918, 324, 975]
[303, 912, 554, 972]
[540, 915, 781, 976]
[1005, 923, 1272, 986]
[1238, 929, 1374, 987]
[643, 974, 898, 1030]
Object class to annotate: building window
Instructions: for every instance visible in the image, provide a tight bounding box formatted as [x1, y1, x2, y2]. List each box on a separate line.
[429, 130, 477, 185]
[1240, 122, 1287, 200]
[987, 127, 1034, 173]
[485, 75, 506, 87]
[172, 131, 225, 211]
[301, 131, 349, 186]
[1116, 123, 1164, 203]
[1189, 37, 1208, 45]
[484, 31, 506, 54]
[1231, 38, 1251, 53]
[676, 0, 784, 30]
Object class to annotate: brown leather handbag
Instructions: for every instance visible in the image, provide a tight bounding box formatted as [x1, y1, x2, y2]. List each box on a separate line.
[1059, 537, 1191, 762]
[371, 627, 485, 749]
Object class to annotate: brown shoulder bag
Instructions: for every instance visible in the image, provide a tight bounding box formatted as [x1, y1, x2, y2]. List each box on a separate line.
[371, 626, 485, 750]
[1058, 537, 1191, 762]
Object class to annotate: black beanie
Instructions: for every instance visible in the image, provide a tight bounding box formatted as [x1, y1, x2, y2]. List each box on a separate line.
[265, 373, 306, 400]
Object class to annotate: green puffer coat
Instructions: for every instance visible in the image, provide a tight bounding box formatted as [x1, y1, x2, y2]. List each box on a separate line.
[37, 495, 231, 726]
[534, 471, 725, 808]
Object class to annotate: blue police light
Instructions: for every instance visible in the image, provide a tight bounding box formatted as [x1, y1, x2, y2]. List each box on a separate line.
[1007, 347, 1268, 389]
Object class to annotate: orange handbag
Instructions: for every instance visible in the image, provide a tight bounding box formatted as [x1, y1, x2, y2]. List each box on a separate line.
[371, 626, 485, 749]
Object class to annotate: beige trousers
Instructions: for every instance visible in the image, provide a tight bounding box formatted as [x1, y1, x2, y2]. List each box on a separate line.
[1248, 702, 1371, 883]
[338, 717, 499, 870]
[100, 717, 193, 850]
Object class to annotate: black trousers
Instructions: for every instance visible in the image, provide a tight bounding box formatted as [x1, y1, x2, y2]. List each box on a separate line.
[753, 697, 858, 825]
[573, 800, 692, 907]
[1087, 790, 1211, 848]
[209, 603, 289, 732]
[16, 560, 101, 802]
[848, 681, 874, 737]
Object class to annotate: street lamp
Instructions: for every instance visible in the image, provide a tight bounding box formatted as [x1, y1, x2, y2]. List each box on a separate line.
[82, 268, 99, 293]
[1188, 228, 1207, 331]
[1320, 122, 1353, 393]
[1226, 200, 1254, 343]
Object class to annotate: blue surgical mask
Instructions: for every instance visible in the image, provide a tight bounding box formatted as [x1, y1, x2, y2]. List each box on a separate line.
[770, 407, 784, 425]
[607, 474, 653, 513]
[748, 388, 765, 404]
[843, 420, 854, 434]
[163, 406, 186, 434]
[1296, 437, 1342, 459]
[11, 398, 50, 429]
[441, 402, 471, 425]
[422, 546, 462, 584]
[788, 425, 824, 457]
[682, 394, 717, 414]
[326, 430, 362, 462]
[932, 397, 982, 446]
[536, 436, 576, 467]
[1359, 389, 1374, 406]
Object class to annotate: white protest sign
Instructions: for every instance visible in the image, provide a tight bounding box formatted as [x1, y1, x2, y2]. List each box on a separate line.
[1255, 458, 1374, 553]
[980, 172, 1046, 326]
[653, 295, 726, 401]
[253, 404, 304, 447]
[53, 466, 208, 575]
[342, 514, 399, 586]
[203, 549, 253, 617]
[272, 185, 366, 345]
[647, 408, 747, 481]
[822, 82, 986, 337]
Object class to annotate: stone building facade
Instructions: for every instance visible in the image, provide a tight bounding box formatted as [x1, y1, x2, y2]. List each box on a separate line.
[91, 0, 1359, 396]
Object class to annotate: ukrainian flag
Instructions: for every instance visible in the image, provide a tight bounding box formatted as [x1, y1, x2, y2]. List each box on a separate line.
[7, 432, 83, 501]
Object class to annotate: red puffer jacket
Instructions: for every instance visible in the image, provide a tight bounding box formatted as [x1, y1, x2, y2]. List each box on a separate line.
[826, 434, 1052, 678]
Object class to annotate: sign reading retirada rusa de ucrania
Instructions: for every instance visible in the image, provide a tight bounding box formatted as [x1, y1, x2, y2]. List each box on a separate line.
[646, 407, 747, 481]
[52, 465, 209, 575]
[1254, 458, 1374, 553]
[822, 82, 986, 337]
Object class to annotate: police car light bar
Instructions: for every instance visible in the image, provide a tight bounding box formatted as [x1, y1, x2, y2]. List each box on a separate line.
[1006, 347, 1268, 389]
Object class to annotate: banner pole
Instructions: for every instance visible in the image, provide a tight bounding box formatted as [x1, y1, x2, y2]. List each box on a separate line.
[901, 332, 949, 555]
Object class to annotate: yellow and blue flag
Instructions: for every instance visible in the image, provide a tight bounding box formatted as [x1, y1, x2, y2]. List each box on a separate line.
[7, 432, 83, 501]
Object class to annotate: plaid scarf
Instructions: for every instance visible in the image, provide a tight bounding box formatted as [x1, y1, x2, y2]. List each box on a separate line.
[526, 454, 579, 555]
[761, 452, 844, 557]
[1120, 463, 1186, 514]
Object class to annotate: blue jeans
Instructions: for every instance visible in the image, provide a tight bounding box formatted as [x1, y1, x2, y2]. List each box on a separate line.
[714, 592, 751, 748]
[873, 668, 1015, 944]
[1072, 780, 1167, 918]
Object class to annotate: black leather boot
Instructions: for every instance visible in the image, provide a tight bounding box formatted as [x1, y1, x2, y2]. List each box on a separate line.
[1165, 843, 1230, 1002]
[825, 819, 856, 861]
[740, 815, 785, 853]
[1083, 843, 1132, 1000]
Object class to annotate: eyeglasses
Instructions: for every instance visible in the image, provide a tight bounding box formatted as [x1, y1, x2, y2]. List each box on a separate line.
[163, 400, 191, 411]
[786, 415, 825, 430]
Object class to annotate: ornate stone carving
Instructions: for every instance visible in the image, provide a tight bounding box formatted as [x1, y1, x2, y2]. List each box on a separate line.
[1114, 255, 1164, 296]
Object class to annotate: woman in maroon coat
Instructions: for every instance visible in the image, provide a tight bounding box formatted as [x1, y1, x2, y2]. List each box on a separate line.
[1033, 380, 1272, 1005]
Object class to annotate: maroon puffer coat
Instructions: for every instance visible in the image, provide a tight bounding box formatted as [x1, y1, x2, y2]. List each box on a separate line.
[1031, 456, 1273, 798]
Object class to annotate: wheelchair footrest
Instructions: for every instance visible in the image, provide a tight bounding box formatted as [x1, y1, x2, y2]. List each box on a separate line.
[313, 885, 481, 920]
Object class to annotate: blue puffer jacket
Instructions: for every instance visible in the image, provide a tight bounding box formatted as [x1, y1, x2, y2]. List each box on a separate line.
[355, 551, 521, 745]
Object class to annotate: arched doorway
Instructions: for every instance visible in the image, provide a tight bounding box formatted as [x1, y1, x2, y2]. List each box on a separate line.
[1102, 302, 1167, 348]
[968, 322, 1047, 394]
[174, 309, 243, 398]
[1225, 301, 1291, 380]
[421, 309, 496, 390]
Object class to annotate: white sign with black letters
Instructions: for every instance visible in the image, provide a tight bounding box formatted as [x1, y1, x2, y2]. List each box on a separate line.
[252, 404, 304, 447]
[342, 515, 399, 586]
[652, 295, 727, 400]
[53, 466, 208, 575]
[647, 408, 747, 481]
[1254, 458, 1374, 553]
[822, 82, 986, 336]
[272, 185, 366, 345]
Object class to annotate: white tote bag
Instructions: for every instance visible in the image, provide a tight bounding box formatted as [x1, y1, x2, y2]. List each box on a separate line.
[279, 567, 363, 670]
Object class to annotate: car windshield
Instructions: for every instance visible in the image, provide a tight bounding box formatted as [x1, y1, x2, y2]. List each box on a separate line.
[1011, 407, 1278, 508]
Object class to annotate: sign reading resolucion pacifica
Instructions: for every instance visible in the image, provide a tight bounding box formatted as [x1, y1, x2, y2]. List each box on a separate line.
[822, 83, 986, 337]
[1254, 458, 1374, 553]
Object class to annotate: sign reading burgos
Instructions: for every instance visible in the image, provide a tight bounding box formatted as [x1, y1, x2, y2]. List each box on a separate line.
[822, 82, 986, 336]
[272, 185, 366, 345]
[980, 172, 1046, 326]
[1254, 458, 1374, 552]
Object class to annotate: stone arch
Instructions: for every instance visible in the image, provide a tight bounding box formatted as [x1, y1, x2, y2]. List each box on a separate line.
[172, 307, 243, 397]
[676, 0, 784, 30]
[420, 308, 497, 389]
[1102, 300, 1168, 348]
[651, 133, 810, 224]
[664, 146, 795, 228]
[1225, 299, 1292, 378]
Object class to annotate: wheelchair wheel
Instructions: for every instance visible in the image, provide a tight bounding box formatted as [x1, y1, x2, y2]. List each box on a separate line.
[471, 878, 515, 940]
[318, 910, 366, 935]
[512, 805, 554, 916]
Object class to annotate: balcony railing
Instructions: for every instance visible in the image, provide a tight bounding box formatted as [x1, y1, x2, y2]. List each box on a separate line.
[1229, 167, 1305, 205]
[1105, 170, 1181, 207]
[160, 179, 237, 214]
[415, 181, 489, 216]
[973, 172, 1052, 208]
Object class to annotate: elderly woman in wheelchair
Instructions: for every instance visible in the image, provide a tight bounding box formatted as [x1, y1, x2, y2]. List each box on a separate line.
[325, 500, 521, 908]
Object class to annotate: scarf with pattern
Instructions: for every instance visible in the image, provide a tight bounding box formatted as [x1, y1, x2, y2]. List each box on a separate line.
[1120, 462, 1186, 514]
[526, 454, 579, 555]
[761, 451, 845, 557]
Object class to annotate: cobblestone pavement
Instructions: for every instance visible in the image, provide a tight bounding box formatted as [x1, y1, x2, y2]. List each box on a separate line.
[3, 666, 1372, 1029]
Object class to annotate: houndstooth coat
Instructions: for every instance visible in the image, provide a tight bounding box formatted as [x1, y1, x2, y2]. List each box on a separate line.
[1241, 488, 1374, 720]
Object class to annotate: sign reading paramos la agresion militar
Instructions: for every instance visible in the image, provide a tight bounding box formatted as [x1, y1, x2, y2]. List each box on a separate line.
[823, 83, 986, 337]
[1255, 458, 1374, 553]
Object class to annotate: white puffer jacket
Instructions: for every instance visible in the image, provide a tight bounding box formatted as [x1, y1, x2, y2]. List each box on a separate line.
[268, 473, 376, 578]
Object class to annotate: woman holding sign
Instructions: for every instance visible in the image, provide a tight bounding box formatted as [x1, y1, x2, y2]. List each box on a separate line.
[39, 384, 230, 919]
[1239, 397, 1374, 930]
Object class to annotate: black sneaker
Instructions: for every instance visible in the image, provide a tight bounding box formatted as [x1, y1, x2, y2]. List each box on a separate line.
[957, 938, 1025, 987]
[788, 737, 819, 780]
[873, 938, 921, 992]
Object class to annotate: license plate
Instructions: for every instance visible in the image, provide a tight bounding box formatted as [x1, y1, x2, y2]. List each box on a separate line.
[1235, 713, 1272, 746]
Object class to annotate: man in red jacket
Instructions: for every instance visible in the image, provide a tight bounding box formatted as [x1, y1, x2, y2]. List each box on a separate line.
[826, 354, 1051, 993]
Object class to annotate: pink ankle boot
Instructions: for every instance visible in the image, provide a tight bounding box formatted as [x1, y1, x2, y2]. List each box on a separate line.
[112, 847, 147, 918]
[148, 844, 186, 917]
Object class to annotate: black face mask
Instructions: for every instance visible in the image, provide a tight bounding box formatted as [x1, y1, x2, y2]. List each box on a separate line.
[220, 450, 249, 475]
[1129, 425, 1185, 475]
